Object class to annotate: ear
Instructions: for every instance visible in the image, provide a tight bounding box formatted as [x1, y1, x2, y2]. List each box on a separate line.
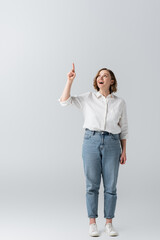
[110, 79, 114, 85]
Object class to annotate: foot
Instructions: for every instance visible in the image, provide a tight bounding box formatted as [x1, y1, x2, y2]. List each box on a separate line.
[89, 223, 100, 237]
[105, 222, 118, 236]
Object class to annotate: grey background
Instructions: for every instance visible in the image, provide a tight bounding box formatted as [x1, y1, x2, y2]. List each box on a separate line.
[0, 0, 160, 239]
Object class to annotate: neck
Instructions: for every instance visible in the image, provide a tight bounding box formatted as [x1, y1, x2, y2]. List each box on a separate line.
[99, 89, 111, 97]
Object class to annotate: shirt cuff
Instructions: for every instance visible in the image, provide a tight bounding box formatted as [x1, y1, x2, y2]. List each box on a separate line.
[120, 133, 129, 140]
[58, 96, 72, 106]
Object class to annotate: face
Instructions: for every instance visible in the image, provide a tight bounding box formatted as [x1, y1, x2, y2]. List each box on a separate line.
[96, 70, 114, 90]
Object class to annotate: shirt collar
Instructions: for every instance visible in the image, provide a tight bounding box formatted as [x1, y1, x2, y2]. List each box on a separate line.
[95, 91, 115, 99]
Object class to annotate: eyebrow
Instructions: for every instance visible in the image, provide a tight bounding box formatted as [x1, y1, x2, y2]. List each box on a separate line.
[98, 73, 109, 76]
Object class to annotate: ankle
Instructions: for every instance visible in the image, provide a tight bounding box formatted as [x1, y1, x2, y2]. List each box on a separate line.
[106, 218, 112, 224]
[90, 218, 96, 224]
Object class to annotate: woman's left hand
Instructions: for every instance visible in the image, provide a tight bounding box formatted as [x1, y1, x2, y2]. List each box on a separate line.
[120, 152, 127, 164]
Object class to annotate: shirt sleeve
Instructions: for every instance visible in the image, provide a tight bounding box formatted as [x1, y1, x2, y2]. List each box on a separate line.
[58, 91, 90, 110]
[118, 100, 129, 140]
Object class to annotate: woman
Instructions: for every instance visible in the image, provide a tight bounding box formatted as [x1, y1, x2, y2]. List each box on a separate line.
[58, 63, 128, 237]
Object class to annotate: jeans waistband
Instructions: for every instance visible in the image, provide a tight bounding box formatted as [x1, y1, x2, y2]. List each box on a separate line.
[85, 128, 111, 135]
[85, 128, 120, 136]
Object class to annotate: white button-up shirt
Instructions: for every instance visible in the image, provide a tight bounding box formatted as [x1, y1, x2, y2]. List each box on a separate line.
[58, 91, 128, 140]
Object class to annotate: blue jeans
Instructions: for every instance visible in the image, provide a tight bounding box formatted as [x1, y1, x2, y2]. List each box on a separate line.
[82, 128, 122, 219]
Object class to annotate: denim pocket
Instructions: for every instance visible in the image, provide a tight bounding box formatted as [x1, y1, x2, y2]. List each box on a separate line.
[110, 133, 119, 141]
[84, 132, 92, 139]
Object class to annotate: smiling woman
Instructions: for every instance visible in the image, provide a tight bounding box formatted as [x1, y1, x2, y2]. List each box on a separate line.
[93, 68, 118, 93]
[58, 63, 128, 237]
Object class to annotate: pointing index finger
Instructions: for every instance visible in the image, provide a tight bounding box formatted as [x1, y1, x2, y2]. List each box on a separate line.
[72, 63, 75, 72]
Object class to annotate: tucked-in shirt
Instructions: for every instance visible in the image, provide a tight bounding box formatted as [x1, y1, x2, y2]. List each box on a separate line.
[58, 91, 128, 140]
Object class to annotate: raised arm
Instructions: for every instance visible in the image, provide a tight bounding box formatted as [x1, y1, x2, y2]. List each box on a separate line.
[58, 63, 90, 109]
[59, 62, 76, 102]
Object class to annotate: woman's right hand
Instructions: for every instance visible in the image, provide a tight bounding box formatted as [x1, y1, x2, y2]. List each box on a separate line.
[67, 63, 76, 83]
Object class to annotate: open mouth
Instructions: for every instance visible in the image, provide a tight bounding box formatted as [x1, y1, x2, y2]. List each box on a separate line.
[99, 82, 104, 84]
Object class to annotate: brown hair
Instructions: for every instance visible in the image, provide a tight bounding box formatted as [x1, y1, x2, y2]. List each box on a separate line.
[93, 68, 117, 93]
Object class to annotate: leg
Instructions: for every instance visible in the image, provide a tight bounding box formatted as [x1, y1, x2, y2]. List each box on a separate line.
[101, 136, 121, 221]
[82, 134, 102, 222]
